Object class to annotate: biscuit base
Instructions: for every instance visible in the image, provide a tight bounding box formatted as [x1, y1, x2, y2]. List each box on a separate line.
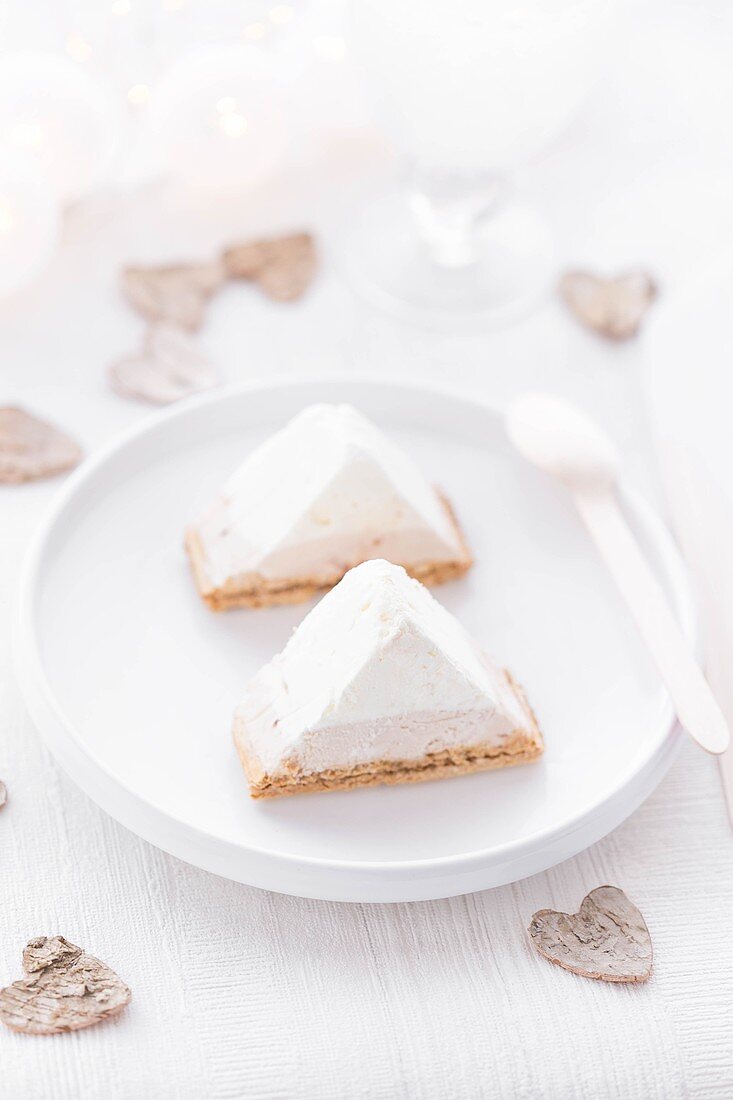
[233, 671, 543, 799]
[237, 737, 543, 799]
[185, 491, 473, 611]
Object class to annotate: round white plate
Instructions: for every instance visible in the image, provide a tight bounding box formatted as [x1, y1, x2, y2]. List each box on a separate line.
[16, 380, 693, 902]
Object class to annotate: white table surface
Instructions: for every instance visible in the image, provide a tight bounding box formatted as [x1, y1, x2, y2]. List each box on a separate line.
[2, 4, 733, 1096]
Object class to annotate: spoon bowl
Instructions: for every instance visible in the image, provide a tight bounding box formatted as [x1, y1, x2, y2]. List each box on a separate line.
[505, 392, 619, 492]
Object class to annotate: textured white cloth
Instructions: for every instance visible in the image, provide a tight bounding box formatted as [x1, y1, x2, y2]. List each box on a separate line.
[2, 3, 733, 1096]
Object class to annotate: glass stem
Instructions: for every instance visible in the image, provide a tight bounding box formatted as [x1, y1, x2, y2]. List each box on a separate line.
[409, 166, 509, 268]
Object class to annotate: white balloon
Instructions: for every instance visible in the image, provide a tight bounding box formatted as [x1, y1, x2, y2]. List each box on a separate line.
[0, 52, 118, 205]
[0, 153, 58, 298]
[149, 45, 289, 189]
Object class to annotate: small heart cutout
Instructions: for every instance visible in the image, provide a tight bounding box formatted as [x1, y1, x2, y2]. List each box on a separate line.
[0, 407, 83, 484]
[109, 324, 219, 405]
[121, 260, 225, 331]
[0, 780, 6, 810]
[559, 270, 657, 340]
[223, 232, 316, 302]
[528, 885, 652, 983]
[0, 936, 131, 1034]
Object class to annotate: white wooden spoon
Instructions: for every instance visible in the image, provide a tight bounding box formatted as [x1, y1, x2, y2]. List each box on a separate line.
[506, 391, 729, 756]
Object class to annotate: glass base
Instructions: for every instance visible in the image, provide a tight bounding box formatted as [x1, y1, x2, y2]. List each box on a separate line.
[336, 190, 557, 328]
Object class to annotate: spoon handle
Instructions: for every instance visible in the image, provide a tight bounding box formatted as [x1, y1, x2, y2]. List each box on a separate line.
[574, 488, 729, 755]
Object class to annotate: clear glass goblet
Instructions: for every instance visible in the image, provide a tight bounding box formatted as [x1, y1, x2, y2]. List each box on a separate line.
[340, 0, 616, 326]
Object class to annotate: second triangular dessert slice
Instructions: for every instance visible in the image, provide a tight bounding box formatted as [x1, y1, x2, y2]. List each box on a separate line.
[185, 403, 472, 609]
[233, 559, 543, 797]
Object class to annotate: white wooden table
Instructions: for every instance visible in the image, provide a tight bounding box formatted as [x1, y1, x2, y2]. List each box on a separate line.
[2, 5, 733, 1095]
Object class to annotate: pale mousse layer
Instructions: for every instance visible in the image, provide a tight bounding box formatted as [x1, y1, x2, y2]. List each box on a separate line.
[189, 404, 470, 592]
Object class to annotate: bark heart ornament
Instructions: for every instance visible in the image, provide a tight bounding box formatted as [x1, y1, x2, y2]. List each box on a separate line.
[223, 232, 316, 302]
[0, 407, 83, 484]
[559, 270, 657, 340]
[121, 260, 225, 331]
[0, 936, 131, 1034]
[109, 324, 218, 405]
[528, 885, 652, 983]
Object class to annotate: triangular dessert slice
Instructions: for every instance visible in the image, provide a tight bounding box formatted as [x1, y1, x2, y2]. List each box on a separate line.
[185, 404, 472, 610]
[233, 560, 543, 798]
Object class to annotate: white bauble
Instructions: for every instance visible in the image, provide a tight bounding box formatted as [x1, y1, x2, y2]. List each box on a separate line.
[0, 153, 59, 298]
[0, 52, 118, 205]
[149, 45, 289, 189]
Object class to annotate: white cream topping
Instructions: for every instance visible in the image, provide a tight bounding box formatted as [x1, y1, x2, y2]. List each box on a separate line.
[235, 560, 530, 775]
[191, 404, 466, 587]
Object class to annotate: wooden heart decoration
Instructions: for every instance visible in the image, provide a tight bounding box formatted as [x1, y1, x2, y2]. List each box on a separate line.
[559, 270, 657, 340]
[223, 232, 316, 302]
[0, 407, 83, 484]
[528, 885, 652, 983]
[121, 260, 225, 331]
[109, 324, 219, 405]
[0, 936, 131, 1034]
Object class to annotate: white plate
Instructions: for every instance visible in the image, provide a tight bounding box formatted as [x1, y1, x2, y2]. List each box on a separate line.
[15, 379, 694, 903]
